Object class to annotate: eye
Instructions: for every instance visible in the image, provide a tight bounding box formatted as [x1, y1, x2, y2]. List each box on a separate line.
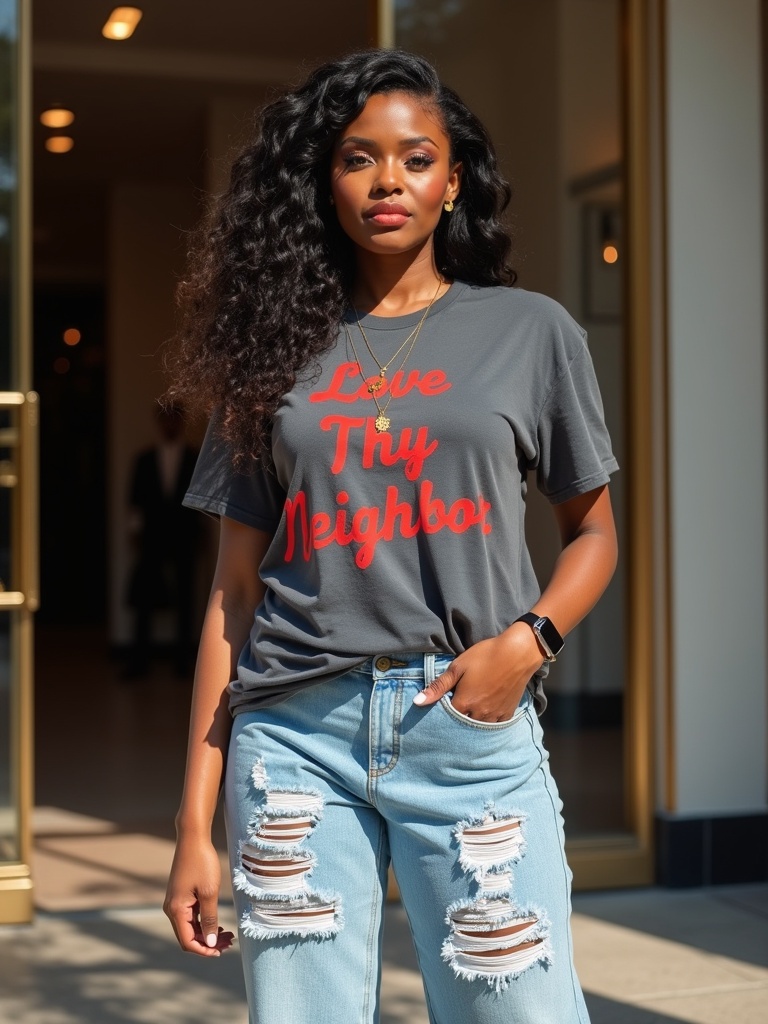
[406, 153, 435, 169]
[342, 152, 373, 168]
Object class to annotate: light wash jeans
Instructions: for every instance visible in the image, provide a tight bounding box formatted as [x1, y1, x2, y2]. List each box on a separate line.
[224, 652, 591, 1024]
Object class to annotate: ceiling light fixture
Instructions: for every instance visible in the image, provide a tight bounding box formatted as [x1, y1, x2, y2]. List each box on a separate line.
[102, 7, 143, 41]
[45, 137, 74, 154]
[40, 107, 75, 129]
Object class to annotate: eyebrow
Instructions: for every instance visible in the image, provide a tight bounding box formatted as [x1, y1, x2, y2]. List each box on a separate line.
[339, 135, 440, 148]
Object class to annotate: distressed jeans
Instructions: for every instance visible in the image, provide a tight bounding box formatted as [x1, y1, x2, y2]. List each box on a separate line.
[224, 652, 591, 1024]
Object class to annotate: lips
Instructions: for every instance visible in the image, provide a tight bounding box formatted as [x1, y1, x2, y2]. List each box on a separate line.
[366, 202, 410, 217]
[366, 203, 411, 228]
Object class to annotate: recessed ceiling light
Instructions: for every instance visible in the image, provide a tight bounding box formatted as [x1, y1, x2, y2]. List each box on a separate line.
[40, 107, 75, 129]
[45, 137, 74, 154]
[102, 7, 143, 41]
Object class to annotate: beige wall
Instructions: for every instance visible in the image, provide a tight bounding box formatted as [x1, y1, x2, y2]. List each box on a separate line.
[664, 0, 767, 815]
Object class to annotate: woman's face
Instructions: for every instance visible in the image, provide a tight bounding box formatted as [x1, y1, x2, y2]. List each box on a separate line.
[329, 91, 461, 259]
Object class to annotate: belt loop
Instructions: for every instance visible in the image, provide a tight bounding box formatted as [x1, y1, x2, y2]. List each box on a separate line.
[424, 653, 435, 687]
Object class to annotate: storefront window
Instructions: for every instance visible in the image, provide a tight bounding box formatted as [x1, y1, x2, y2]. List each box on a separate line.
[396, 0, 628, 838]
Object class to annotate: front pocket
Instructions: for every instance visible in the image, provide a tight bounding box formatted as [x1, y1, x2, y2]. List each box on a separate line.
[438, 692, 530, 732]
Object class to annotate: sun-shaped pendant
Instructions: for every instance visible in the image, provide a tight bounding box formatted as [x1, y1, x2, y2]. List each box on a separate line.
[375, 414, 391, 433]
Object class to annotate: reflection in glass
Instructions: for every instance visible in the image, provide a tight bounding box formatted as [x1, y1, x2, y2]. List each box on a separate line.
[0, 0, 18, 864]
[0, 0, 16, 391]
[396, 0, 627, 838]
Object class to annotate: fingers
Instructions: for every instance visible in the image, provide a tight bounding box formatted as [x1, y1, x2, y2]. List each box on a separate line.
[164, 893, 233, 957]
[165, 896, 209, 956]
[198, 890, 221, 952]
[412, 664, 458, 706]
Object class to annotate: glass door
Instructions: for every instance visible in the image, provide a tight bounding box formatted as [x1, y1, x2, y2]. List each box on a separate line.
[0, 0, 37, 924]
[391, 0, 653, 887]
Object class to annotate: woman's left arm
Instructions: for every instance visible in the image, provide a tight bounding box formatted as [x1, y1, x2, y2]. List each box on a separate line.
[413, 485, 618, 722]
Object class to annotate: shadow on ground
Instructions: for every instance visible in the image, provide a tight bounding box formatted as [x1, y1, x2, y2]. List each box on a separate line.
[585, 993, 699, 1023]
[574, 885, 768, 970]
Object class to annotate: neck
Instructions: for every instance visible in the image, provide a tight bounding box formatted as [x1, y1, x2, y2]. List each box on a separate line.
[351, 242, 447, 316]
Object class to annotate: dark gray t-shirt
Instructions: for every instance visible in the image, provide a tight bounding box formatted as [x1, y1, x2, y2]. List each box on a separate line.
[184, 282, 619, 715]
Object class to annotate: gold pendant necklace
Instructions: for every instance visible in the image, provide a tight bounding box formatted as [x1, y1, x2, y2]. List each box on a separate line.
[343, 279, 443, 433]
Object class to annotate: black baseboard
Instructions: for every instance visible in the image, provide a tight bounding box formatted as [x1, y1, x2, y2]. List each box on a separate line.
[655, 811, 768, 886]
[544, 691, 623, 730]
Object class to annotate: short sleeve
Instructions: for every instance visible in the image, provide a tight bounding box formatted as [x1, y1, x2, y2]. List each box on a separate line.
[534, 341, 619, 504]
[182, 415, 286, 532]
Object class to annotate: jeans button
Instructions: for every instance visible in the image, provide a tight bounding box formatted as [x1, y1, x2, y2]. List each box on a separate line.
[375, 656, 392, 671]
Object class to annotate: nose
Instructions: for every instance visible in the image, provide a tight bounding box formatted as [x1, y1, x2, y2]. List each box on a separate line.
[372, 158, 403, 195]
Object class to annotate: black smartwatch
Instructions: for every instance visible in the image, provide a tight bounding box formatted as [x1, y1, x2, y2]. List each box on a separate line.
[514, 613, 564, 663]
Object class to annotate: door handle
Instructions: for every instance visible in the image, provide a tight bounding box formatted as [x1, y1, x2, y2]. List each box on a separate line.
[0, 391, 39, 611]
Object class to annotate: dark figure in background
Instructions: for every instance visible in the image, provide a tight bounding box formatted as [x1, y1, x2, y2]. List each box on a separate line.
[124, 404, 199, 678]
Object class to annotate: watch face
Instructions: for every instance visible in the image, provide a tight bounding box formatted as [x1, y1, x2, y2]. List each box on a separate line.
[535, 617, 564, 657]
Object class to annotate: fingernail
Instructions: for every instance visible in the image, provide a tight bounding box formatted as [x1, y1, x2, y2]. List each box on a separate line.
[206, 933, 218, 948]
[413, 691, 427, 706]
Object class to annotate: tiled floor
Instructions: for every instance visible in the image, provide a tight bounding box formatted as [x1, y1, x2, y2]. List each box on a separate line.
[573, 885, 768, 1023]
[1, 887, 766, 1023]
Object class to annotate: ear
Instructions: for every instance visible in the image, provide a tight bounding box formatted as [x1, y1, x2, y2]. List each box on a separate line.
[447, 161, 463, 203]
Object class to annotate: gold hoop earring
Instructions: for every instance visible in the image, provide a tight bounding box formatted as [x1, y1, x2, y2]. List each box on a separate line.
[443, 199, 454, 213]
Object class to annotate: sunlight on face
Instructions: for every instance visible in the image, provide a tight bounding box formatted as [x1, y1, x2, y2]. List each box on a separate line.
[330, 92, 461, 260]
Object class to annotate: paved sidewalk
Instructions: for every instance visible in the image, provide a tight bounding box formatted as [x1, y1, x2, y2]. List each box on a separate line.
[0, 885, 765, 1023]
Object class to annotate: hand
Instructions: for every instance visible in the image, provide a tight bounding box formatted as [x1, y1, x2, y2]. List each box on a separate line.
[412, 626, 545, 723]
[164, 834, 235, 957]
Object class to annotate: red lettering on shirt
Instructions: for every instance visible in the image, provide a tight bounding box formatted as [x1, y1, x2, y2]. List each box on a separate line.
[319, 414, 366, 474]
[320, 413, 438, 479]
[283, 481, 492, 569]
[281, 363, 489, 568]
[310, 362, 452, 403]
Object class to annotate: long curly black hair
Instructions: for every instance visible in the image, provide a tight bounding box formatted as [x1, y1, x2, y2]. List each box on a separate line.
[166, 48, 516, 467]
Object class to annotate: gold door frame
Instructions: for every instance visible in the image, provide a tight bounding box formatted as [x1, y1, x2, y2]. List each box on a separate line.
[0, 0, 37, 924]
[377, 0, 658, 888]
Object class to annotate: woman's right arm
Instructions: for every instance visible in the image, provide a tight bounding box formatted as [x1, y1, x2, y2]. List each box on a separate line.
[164, 515, 273, 957]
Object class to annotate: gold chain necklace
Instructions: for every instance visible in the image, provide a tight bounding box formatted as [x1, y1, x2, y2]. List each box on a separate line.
[352, 279, 441, 395]
[342, 280, 443, 433]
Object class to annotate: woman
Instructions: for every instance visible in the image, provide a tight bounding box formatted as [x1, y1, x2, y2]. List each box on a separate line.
[164, 48, 618, 1024]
